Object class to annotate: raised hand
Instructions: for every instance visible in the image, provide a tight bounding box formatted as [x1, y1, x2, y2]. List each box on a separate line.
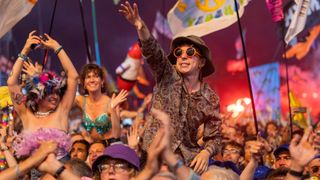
[248, 141, 265, 161]
[110, 90, 128, 109]
[127, 123, 140, 150]
[40, 33, 61, 51]
[257, 134, 273, 153]
[119, 1, 143, 29]
[22, 61, 43, 76]
[34, 141, 58, 157]
[289, 127, 319, 168]
[30, 141, 58, 168]
[22, 30, 41, 55]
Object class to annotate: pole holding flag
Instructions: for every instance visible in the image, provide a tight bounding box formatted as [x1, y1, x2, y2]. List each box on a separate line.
[232, 0, 259, 135]
[91, 0, 101, 65]
[79, 0, 94, 63]
[42, 0, 58, 68]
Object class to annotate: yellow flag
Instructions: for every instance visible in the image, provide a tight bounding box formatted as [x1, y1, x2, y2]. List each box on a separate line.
[289, 91, 308, 128]
[0, 86, 12, 109]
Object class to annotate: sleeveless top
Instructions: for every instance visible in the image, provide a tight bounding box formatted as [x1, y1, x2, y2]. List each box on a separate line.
[82, 96, 112, 134]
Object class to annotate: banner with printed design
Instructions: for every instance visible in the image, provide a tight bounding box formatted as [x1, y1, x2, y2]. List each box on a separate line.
[249, 63, 281, 124]
[167, 0, 250, 37]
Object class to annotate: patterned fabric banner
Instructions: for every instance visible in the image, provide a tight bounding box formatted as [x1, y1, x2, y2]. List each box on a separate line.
[167, 0, 250, 37]
[249, 63, 280, 124]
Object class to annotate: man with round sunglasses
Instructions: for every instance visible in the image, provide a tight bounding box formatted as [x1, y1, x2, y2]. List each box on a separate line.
[119, 1, 221, 174]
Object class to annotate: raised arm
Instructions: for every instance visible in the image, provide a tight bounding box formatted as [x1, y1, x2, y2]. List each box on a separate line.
[7, 31, 40, 115]
[41, 34, 79, 115]
[0, 141, 57, 180]
[109, 90, 129, 139]
[285, 127, 319, 180]
[119, 1, 150, 41]
[119, 2, 174, 82]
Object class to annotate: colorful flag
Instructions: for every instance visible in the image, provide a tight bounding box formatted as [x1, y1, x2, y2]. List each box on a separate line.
[167, 0, 250, 37]
[0, 0, 37, 38]
[249, 63, 281, 124]
[265, 0, 284, 22]
[285, 0, 311, 44]
[289, 91, 308, 128]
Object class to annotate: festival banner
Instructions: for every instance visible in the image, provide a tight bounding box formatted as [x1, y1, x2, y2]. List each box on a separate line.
[285, 0, 311, 44]
[0, 0, 37, 38]
[283, 0, 320, 44]
[167, 0, 250, 37]
[249, 63, 281, 124]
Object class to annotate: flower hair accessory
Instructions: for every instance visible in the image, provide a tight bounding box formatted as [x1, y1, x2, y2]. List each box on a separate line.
[22, 71, 66, 112]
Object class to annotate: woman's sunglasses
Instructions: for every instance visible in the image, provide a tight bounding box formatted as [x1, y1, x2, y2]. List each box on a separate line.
[173, 47, 201, 58]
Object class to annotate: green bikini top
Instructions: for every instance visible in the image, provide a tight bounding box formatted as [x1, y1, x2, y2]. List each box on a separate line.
[82, 96, 112, 134]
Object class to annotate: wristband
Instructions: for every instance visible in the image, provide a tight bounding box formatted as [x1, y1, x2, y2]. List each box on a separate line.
[18, 53, 29, 61]
[54, 165, 66, 178]
[54, 46, 63, 55]
[288, 169, 303, 177]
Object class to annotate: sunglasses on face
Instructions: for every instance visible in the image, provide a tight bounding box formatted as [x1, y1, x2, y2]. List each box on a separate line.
[223, 149, 240, 155]
[173, 47, 201, 58]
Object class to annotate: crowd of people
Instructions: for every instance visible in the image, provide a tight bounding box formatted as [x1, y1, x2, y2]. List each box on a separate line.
[0, 1, 319, 180]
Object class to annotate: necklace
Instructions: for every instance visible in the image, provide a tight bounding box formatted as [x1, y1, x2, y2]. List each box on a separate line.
[35, 110, 53, 118]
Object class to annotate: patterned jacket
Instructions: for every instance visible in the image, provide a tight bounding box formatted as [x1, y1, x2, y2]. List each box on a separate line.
[140, 37, 222, 165]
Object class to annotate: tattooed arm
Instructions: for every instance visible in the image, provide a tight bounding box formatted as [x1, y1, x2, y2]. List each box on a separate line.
[7, 31, 40, 114]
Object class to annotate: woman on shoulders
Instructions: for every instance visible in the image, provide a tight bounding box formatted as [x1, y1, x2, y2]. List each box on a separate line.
[7, 31, 78, 159]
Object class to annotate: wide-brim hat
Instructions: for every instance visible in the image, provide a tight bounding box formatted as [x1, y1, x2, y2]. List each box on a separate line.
[167, 35, 215, 77]
[92, 144, 140, 172]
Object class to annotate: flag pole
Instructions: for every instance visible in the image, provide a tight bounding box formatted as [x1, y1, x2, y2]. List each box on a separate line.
[90, 0, 101, 65]
[79, 0, 94, 64]
[282, 27, 293, 139]
[42, 0, 58, 69]
[233, 0, 259, 135]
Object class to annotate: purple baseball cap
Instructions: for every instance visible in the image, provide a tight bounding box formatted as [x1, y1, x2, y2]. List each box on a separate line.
[92, 144, 140, 172]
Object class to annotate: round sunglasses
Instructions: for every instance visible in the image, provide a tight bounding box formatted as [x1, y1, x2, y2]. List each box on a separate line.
[173, 46, 201, 58]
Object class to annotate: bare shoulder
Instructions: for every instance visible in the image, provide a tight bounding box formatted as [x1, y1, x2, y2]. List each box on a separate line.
[102, 94, 111, 102]
[75, 95, 85, 108]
